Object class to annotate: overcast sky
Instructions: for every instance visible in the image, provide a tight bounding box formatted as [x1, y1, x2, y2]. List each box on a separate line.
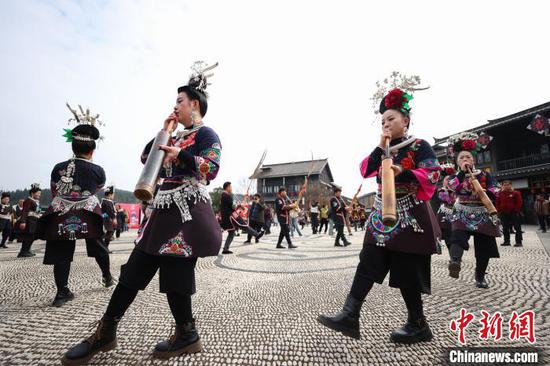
[1, 0, 549, 196]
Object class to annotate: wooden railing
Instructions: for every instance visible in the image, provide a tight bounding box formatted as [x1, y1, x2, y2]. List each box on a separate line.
[497, 153, 550, 171]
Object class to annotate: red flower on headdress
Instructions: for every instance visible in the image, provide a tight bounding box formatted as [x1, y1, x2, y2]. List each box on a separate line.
[461, 140, 477, 150]
[400, 157, 415, 170]
[385, 88, 405, 109]
[445, 167, 456, 175]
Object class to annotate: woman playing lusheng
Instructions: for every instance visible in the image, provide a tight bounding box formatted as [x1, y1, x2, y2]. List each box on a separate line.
[445, 132, 501, 288]
[61, 62, 222, 365]
[318, 88, 441, 344]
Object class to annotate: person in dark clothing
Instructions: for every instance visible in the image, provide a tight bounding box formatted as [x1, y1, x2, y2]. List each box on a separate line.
[533, 194, 549, 233]
[61, 62, 223, 364]
[310, 201, 320, 234]
[0, 193, 13, 248]
[263, 205, 273, 234]
[318, 87, 441, 344]
[275, 187, 297, 249]
[102, 186, 117, 249]
[37, 115, 114, 308]
[220, 182, 263, 254]
[330, 187, 351, 247]
[115, 205, 126, 238]
[247, 194, 266, 243]
[17, 184, 43, 257]
[9, 199, 24, 243]
[446, 133, 501, 289]
[496, 181, 523, 246]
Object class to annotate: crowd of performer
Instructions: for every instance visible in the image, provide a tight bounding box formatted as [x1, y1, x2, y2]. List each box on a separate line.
[0, 63, 537, 364]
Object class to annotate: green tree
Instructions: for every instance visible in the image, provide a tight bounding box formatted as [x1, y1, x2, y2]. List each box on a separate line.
[209, 187, 224, 212]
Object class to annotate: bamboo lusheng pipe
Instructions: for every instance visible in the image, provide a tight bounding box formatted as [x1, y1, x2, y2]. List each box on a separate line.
[466, 165, 498, 215]
[381, 137, 397, 226]
[134, 120, 176, 201]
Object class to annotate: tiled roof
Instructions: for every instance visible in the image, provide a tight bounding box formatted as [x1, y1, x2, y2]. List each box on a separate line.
[433, 101, 550, 145]
[251, 159, 330, 179]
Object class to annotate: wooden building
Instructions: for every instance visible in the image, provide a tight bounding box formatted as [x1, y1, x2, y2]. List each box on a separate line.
[433, 101, 550, 223]
[250, 159, 335, 206]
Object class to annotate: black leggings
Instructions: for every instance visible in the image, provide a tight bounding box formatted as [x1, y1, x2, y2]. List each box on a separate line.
[335, 224, 346, 243]
[449, 243, 490, 278]
[277, 223, 292, 245]
[350, 274, 423, 316]
[318, 219, 329, 233]
[105, 283, 193, 325]
[53, 256, 111, 291]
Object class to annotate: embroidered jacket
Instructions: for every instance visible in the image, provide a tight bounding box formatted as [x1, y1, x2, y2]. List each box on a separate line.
[141, 125, 221, 184]
[360, 137, 441, 200]
[141, 125, 221, 224]
[447, 170, 499, 205]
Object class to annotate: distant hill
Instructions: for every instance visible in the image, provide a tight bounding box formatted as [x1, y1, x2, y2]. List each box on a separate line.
[1, 188, 140, 207]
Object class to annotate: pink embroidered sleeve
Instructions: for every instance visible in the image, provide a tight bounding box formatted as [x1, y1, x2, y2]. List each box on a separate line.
[359, 147, 383, 178]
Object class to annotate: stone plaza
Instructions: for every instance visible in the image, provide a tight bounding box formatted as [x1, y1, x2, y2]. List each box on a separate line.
[0, 227, 548, 365]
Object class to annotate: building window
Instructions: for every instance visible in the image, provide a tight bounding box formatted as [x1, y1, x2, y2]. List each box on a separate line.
[478, 150, 491, 164]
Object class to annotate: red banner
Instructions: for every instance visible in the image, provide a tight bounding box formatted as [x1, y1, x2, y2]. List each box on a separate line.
[118, 203, 142, 229]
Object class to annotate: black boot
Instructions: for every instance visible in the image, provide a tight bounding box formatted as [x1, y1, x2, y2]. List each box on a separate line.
[288, 243, 298, 249]
[52, 287, 75, 307]
[17, 251, 35, 257]
[475, 272, 489, 289]
[343, 239, 352, 246]
[334, 239, 343, 247]
[390, 311, 433, 344]
[448, 260, 461, 278]
[102, 276, 115, 288]
[256, 230, 265, 240]
[61, 316, 120, 366]
[153, 321, 202, 359]
[317, 294, 363, 339]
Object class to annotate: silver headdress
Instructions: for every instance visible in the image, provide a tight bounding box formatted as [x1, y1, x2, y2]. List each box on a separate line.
[370, 71, 430, 117]
[187, 61, 219, 95]
[64, 103, 105, 142]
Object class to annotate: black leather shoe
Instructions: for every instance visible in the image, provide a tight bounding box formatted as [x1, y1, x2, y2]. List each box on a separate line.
[153, 321, 202, 359]
[475, 273, 489, 288]
[501, 242, 511, 246]
[334, 241, 343, 247]
[390, 315, 433, 344]
[288, 244, 298, 249]
[102, 276, 115, 288]
[256, 231, 265, 240]
[343, 240, 352, 247]
[222, 250, 233, 254]
[276, 244, 285, 249]
[17, 251, 35, 258]
[448, 261, 461, 278]
[514, 243, 523, 247]
[61, 316, 120, 365]
[53, 288, 75, 307]
[317, 294, 363, 339]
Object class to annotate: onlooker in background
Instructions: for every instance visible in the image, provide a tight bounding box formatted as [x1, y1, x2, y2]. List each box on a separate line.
[289, 203, 303, 238]
[115, 205, 127, 238]
[310, 202, 320, 234]
[247, 194, 266, 243]
[496, 181, 523, 247]
[533, 194, 549, 234]
[319, 204, 329, 234]
[264, 205, 273, 234]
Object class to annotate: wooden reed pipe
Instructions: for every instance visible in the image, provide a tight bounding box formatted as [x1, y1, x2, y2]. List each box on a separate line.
[381, 137, 397, 226]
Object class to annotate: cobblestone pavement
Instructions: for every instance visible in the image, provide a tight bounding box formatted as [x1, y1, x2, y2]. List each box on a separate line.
[0, 226, 548, 365]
